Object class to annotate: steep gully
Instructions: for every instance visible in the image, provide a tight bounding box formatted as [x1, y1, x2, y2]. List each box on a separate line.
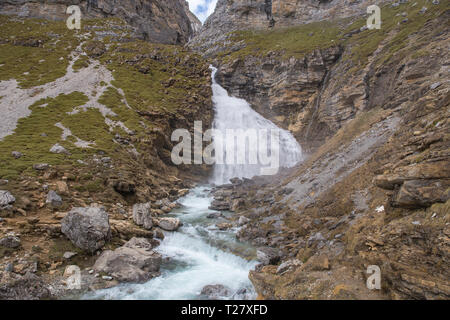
[85, 67, 302, 299]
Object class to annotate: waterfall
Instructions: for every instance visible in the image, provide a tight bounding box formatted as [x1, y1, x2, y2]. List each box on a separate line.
[210, 66, 303, 185]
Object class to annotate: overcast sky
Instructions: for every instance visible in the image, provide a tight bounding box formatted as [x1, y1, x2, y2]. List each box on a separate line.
[186, 0, 218, 23]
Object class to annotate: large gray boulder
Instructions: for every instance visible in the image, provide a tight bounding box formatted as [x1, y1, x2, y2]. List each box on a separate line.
[61, 206, 111, 253]
[93, 237, 161, 283]
[0, 190, 15, 209]
[132, 203, 153, 230]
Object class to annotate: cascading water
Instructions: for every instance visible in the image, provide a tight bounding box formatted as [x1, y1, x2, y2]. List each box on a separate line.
[84, 67, 303, 300]
[210, 66, 302, 185]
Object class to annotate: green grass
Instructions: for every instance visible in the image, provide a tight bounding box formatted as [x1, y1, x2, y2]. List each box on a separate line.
[0, 15, 79, 88]
[0, 92, 89, 179]
[0, 14, 211, 183]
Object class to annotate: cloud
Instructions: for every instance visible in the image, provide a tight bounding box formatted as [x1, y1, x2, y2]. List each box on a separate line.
[186, 0, 218, 23]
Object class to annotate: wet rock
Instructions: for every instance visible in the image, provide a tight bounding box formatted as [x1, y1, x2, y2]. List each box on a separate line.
[0, 190, 15, 209]
[0, 180, 8, 186]
[61, 206, 111, 253]
[207, 212, 224, 219]
[153, 228, 165, 240]
[394, 180, 449, 208]
[46, 190, 62, 207]
[0, 235, 21, 248]
[201, 284, 231, 299]
[132, 203, 153, 230]
[49, 143, 69, 155]
[257, 247, 281, 265]
[229, 178, 243, 185]
[33, 163, 49, 171]
[11, 151, 22, 159]
[93, 237, 161, 283]
[156, 217, 181, 231]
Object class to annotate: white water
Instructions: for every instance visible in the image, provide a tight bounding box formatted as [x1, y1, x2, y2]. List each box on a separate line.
[210, 66, 302, 185]
[84, 186, 257, 300]
[84, 67, 303, 300]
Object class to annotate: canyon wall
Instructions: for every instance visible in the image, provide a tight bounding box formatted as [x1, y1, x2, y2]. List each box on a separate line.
[0, 0, 200, 44]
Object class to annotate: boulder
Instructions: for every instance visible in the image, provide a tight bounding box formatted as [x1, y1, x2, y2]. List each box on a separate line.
[257, 247, 282, 265]
[156, 217, 181, 231]
[61, 206, 111, 253]
[0, 190, 15, 209]
[200, 284, 231, 299]
[46, 190, 62, 207]
[0, 235, 21, 249]
[394, 180, 450, 208]
[132, 203, 153, 230]
[93, 237, 161, 283]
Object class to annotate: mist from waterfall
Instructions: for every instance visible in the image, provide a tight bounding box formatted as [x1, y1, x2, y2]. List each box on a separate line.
[210, 66, 303, 185]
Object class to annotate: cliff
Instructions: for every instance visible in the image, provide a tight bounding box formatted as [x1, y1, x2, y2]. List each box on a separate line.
[0, 0, 200, 44]
[192, 0, 450, 299]
[189, 0, 387, 56]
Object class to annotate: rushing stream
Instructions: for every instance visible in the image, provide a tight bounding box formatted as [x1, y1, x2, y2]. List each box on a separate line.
[85, 186, 257, 300]
[84, 67, 302, 300]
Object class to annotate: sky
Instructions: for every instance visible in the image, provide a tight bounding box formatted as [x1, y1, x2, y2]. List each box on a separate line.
[186, 0, 218, 23]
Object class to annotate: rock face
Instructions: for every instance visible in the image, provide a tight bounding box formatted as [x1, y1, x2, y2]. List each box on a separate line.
[93, 237, 162, 283]
[61, 206, 111, 253]
[203, 2, 450, 300]
[214, 46, 342, 151]
[0, 0, 199, 44]
[189, 0, 385, 56]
